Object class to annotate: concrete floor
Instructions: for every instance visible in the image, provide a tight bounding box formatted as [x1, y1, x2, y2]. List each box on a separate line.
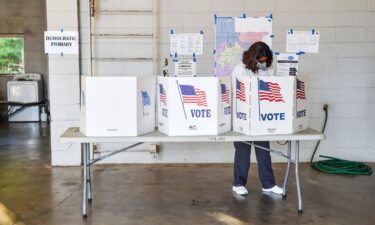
[0, 123, 374, 225]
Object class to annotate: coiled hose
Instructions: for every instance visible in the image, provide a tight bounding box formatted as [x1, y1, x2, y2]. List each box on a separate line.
[310, 104, 373, 175]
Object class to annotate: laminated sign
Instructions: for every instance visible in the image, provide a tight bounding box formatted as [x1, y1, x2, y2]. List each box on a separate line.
[44, 31, 79, 55]
[277, 53, 299, 76]
[233, 76, 308, 135]
[158, 76, 231, 136]
[175, 60, 196, 76]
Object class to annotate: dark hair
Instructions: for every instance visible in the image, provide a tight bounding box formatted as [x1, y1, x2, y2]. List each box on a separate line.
[242, 42, 273, 73]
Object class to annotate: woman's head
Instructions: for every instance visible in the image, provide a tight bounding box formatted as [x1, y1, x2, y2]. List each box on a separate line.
[242, 41, 273, 73]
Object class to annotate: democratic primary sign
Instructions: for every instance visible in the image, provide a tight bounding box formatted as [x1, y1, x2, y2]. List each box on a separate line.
[44, 31, 79, 55]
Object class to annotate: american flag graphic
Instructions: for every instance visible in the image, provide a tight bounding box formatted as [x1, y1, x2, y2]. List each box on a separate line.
[179, 84, 208, 106]
[258, 80, 285, 102]
[141, 91, 151, 107]
[159, 83, 167, 105]
[296, 79, 306, 100]
[220, 83, 230, 104]
[236, 78, 246, 102]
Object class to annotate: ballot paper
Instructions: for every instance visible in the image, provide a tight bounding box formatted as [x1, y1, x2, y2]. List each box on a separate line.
[286, 30, 319, 53]
[277, 53, 299, 76]
[170, 33, 203, 56]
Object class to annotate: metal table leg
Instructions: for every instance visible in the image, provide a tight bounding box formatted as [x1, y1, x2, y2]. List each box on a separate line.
[87, 143, 92, 203]
[82, 143, 88, 218]
[295, 140, 303, 213]
[282, 141, 292, 198]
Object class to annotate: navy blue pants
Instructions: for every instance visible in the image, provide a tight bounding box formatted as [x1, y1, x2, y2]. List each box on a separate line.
[233, 141, 276, 189]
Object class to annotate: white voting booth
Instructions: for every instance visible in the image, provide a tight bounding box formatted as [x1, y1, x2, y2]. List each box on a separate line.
[80, 76, 155, 136]
[233, 75, 308, 135]
[158, 76, 231, 136]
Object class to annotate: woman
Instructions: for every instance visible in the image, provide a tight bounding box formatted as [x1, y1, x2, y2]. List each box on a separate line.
[231, 41, 283, 196]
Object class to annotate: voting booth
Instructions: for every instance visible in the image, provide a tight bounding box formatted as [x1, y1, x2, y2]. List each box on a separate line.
[80, 76, 155, 136]
[158, 76, 231, 136]
[233, 76, 308, 135]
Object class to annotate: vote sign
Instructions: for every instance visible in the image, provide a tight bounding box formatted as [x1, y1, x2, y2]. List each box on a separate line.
[233, 75, 308, 135]
[158, 76, 231, 136]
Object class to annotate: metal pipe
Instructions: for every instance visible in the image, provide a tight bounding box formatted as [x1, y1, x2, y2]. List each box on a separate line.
[82, 143, 88, 217]
[282, 141, 292, 197]
[242, 141, 294, 162]
[152, 0, 158, 75]
[88, 0, 94, 76]
[295, 140, 303, 213]
[86, 143, 92, 202]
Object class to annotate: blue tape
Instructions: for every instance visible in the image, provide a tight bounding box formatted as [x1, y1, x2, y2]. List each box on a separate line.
[273, 51, 280, 55]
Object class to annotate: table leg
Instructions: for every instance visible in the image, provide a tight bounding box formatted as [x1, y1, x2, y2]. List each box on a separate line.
[295, 140, 303, 214]
[87, 143, 92, 203]
[82, 143, 88, 218]
[282, 141, 292, 198]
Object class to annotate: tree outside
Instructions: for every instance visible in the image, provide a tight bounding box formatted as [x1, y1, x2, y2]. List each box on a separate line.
[0, 37, 24, 74]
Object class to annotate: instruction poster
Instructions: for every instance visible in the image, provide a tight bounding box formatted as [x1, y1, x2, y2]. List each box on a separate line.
[277, 53, 299, 76]
[286, 30, 320, 53]
[215, 16, 272, 77]
[175, 60, 196, 76]
[44, 31, 79, 54]
[170, 33, 203, 56]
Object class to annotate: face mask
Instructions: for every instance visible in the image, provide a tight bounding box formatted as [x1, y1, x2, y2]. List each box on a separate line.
[256, 62, 267, 71]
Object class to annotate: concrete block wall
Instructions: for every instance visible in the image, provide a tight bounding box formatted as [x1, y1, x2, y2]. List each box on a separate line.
[156, 0, 375, 163]
[50, 0, 375, 165]
[47, 0, 81, 166]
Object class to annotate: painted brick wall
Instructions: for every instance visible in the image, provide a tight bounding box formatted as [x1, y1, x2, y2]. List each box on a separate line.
[47, 0, 81, 166]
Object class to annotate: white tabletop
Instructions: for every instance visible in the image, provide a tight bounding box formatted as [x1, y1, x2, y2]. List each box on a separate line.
[60, 127, 325, 143]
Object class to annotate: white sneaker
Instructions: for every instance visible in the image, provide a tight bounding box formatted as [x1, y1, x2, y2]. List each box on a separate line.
[232, 186, 248, 196]
[262, 185, 284, 195]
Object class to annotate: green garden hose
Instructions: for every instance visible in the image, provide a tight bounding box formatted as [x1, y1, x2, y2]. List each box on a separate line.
[310, 104, 372, 175]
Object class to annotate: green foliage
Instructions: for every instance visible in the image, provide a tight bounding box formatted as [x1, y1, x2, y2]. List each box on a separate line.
[0, 37, 24, 74]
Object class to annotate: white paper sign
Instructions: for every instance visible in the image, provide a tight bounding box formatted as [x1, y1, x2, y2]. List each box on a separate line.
[175, 60, 196, 76]
[277, 53, 299, 76]
[170, 33, 203, 56]
[286, 30, 320, 53]
[44, 31, 79, 54]
[234, 17, 273, 47]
